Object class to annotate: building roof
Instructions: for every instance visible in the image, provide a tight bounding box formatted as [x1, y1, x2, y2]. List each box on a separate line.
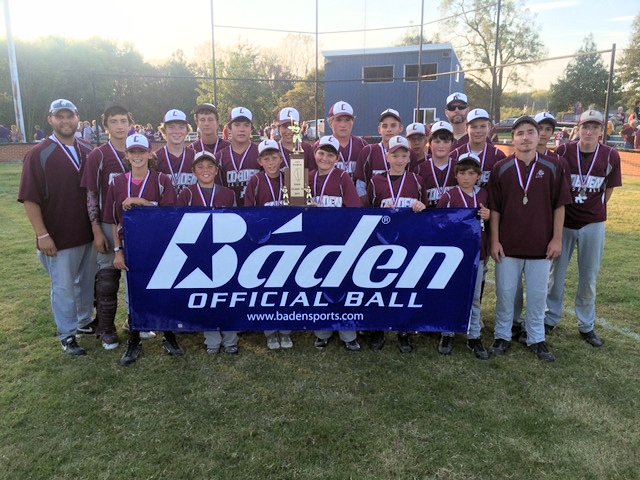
[322, 43, 456, 57]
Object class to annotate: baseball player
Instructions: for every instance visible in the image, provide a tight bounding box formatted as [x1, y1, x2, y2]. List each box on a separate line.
[444, 92, 470, 149]
[189, 103, 230, 157]
[275, 107, 316, 170]
[156, 109, 196, 194]
[325, 100, 368, 179]
[405, 122, 429, 170]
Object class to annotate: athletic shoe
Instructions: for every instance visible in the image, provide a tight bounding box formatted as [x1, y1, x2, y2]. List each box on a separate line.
[529, 341, 556, 362]
[279, 334, 293, 349]
[224, 345, 239, 355]
[314, 336, 329, 349]
[397, 333, 413, 353]
[101, 332, 120, 351]
[162, 333, 184, 356]
[76, 319, 97, 335]
[122, 319, 156, 339]
[266, 333, 281, 350]
[61, 336, 86, 356]
[544, 323, 556, 335]
[368, 331, 385, 351]
[206, 346, 220, 354]
[580, 330, 604, 348]
[466, 339, 489, 360]
[490, 339, 511, 356]
[120, 341, 142, 366]
[344, 339, 361, 352]
[438, 335, 454, 355]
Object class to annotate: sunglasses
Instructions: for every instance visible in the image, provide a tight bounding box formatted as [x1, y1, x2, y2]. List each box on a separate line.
[446, 104, 468, 111]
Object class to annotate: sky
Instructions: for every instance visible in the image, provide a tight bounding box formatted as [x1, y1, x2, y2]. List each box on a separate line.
[1, 0, 638, 91]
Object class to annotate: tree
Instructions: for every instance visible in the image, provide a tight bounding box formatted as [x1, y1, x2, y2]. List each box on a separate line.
[277, 69, 325, 122]
[618, 13, 640, 108]
[549, 35, 612, 115]
[440, 0, 546, 122]
[395, 27, 438, 47]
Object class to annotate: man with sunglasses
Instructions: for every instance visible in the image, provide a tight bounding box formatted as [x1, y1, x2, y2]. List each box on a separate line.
[444, 92, 470, 149]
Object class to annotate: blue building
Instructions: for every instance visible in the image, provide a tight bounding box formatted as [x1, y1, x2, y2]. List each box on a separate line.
[323, 44, 464, 137]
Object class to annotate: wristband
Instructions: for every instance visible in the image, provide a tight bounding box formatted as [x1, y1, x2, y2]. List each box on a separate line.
[149, 201, 158, 206]
[114, 247, 123, 253]
[37, 233, 50, 240]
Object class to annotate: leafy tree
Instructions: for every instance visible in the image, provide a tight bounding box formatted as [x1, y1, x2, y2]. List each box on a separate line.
[549, 35, 613, 115]
[277, 69, 325, 122]
[618, 13, 640, 108]
[440, 0, 546, 122]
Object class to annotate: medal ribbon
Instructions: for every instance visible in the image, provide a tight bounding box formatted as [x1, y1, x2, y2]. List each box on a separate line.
[107, 141, 126, 172]
[229, 145, 250, 173]
[456, 186, 477, 208]
[339, 137, 353, 165]
[266, 172, 283, 204]
[576, 142, 599, 192]
[379, 142, 389, 172]
[313, 169, 335, 204]
[200, 138, 221, 156]
[277, 141, 290, 168]
[126, 171, 151, 198]
[196, 184, 216, 208]
[429, 159, 452, 196]
[385, 172, 407, 208]
[513, 153, 538, 199]
[50, 135, 81, 171]
[164, 146, 186, 179]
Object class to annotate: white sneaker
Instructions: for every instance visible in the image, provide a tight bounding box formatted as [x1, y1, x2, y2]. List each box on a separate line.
[140, 331, 156, 340]
[280, 334, 293, 349]
[266, 333, 280, 350]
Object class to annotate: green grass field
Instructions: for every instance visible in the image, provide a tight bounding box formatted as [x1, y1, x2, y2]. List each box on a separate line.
[1, 162, 638, 480]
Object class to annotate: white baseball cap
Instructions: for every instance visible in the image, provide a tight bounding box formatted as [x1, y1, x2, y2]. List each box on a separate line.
[229, 106, 253, 123]
[388, 135, 410, 153]
[278, 107, 300, 125]
[258, 139, 280, 155]
[125, 134, 150, 151]
[533, 112, 557, 127]
[379, 108, 402, 123]
[318, 135, 340, 152]
[446, 92, 468, 106]
[406, 123, 427, 137]
[430, 120, 454, 135]
[457, 151, 481, 165]
[163, 109, 188, 124]
[49, 99, 78, 115]
[579, 110, 604, 125]
[193, 150, 220, 167]
[467, 108, 491, 123]
[328, 101, 354, 118]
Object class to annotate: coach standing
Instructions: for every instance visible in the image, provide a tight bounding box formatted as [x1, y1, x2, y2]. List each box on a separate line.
[545, 110, 622, 347]
[18, 99, 96, 356]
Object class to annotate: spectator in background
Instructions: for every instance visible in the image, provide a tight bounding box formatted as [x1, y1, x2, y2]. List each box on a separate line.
[10, 125, 22, 143]
[555, 127, 570, 147]
[620, 120, 636, 149]
[144, 123, 156, 141]
[635, 122, 640, 150]
[613, 106, 626, 127]
[82, 121, 93, 143]
[634, 100, 640, 122]
[0, 124, 11, 143]
[33, 125, 46, 142]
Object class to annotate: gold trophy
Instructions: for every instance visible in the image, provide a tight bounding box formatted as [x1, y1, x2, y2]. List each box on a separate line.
[282, 116, 312, 206]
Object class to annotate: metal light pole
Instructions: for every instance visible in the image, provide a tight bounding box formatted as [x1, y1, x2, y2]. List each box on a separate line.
[314, 0, 319, 130]
[3, 0, 26, 143]
[210, 0, 218, 106]
[604, 44, 616, 121]
[415, 0, 425, 122]
[489, 0, 502, 121]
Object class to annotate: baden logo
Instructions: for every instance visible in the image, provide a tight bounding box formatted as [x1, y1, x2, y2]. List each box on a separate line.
[147, 213, 464, 291]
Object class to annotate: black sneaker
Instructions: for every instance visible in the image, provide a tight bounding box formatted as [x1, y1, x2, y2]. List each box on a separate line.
[466, 339, 489, 360]
[120, 340, 142, 366]
[490, 339, 511, 356]
[224, 345, 239, 355]
[61, 336, 86, 356]
[517, 329, 528, 346]
[529, 341, 555, 362]
[344, 339, 361, 351]
[544, 323, 556, 335]
[438, 335, 454, 355]
[162, 333, 184, 356]
[76, 319, 97, 335]
[511, 322, 524, 339]
[314, 336, 330, 349]
[368, 331, 385, 351]
[397, 333, 413, 353]
[580, 330, 604, 348]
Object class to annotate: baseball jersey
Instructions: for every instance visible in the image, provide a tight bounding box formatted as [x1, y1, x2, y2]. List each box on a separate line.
[313, 135, 368, 179]
[556, 141, 622, 229]
[488, 154, 572, 259]
[18, 137, 94, 250]
[155, 145, 197, 194]
[244, 172, 286, 207]
[368, 172, 424, 208]
[215, 143, 260, 206]
[177, 183, 236, 208]
[451, 142, 506, 187]
[437, 186, 489, 261]
[81, 141, 129, 221]
[277, 141, 317, 171]
[414, 157, 457, 207]
[452, 133, 470, 150]
[103, 171, 176, 240]
[188, 137, 230, 157]
[355, 143, 419, 186]
[308, 168, 361, 207]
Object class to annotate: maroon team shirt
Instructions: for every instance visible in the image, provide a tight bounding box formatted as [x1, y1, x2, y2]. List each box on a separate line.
[488, 154, 572, 259]
[155, 145, 197, 194]
[277, 141, 317, 171]
[367, 172, 424, 208]
[244, 172, 286, 207]
[81, 141, 129, 221]
[415, 157, 457, 207]
[177, 183, 236, 208]
[556, 141, 622, 229]
[189, 137, 231, 156]
[308, 168, 360, 207]
[215, 143, 260, 206]
[355, 143, 418, 186]
[437, 186, 489, 261]
[452, 133, 470, 150]
[103, 171, 176, 241]
[451, 142, 506, 187]
[18, 137, 94, 250]
[313, 135, 367, 180]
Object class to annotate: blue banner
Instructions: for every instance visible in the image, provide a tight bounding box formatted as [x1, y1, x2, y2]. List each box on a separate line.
[124, 207, 481, 333]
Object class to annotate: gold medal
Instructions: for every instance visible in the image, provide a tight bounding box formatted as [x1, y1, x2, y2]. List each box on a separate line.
[523, 195, 528, 205]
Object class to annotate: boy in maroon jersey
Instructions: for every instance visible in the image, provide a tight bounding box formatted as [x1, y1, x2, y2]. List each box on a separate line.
[451, 108, 506, 187]
[244, 139, 295, 350]
[545, 110, 622, 347]
[415, 121, 457, 210]
[325, 100, 368, 179]
[355, 108, 408, 203]
[275, 107, 316, 170]
[367, 135, 426, 353]
[215, 106, 260, 206]
[156, 109, 196, 195]
[310, 135, 361, 351]
[105, 134, 183, 366]
[444, 92, 470, 149]
[406, 122, 429, 170]
[19, 99, 96, 356]
[177, 150, 239, 354]
[190, 103, 230, 157]
[437, 152, 491, 359]
[488, 116, 571, 362]
[81, 105, 134, 349]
